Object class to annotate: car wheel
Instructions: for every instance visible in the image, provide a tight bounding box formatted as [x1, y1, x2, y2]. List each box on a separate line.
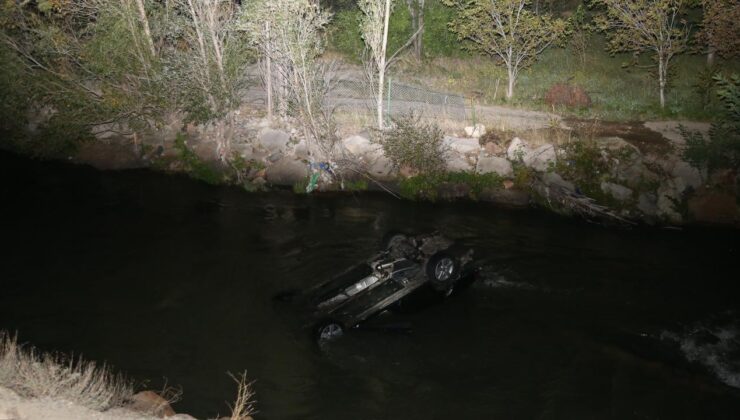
[315, 321, 344, 342]
[426, 252, 459, 293]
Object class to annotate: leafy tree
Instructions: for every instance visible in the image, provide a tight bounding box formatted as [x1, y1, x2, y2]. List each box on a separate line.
[695, 0, 740, 65]
[442, 0, 567, 99]
[592, 0, 690, 109]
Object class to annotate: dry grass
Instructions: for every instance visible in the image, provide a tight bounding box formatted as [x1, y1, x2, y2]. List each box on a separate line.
[227, 371, 256, 420]
[0, 331, 133, 411]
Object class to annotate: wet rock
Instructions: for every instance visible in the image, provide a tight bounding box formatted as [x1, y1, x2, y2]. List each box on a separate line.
[601, 182, 633, 202]
[523, 144, 556, 172]
[170, 415, 198, 420]
[265, 157, 307, 185]
[444, 136, 480, 155]
[464, 123, 486, 138]
[127, 391, 175, 418]
[656, 181, 683, 223]
[542, 172, 575, 192]
[638, 192, 659, 217]
[258, 128, 291, 153]
[506, 137, 529, 161]
[479, 188, 530, 207]
[476, 156, 513, 177]
[438, 182, 471, 200]
[672, 160, 704, 193]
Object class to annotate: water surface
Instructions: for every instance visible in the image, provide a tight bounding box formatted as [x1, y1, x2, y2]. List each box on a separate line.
[1, 152, 739, 419]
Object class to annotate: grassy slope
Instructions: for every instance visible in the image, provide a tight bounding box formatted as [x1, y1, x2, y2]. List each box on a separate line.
[327, 2, 740, 122]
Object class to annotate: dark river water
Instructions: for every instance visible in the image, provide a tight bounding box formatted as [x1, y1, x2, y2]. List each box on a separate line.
[2, 151, 740, 419]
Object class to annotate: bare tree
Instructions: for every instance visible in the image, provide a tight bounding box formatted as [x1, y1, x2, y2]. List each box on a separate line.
[359, 0, 423, 129]
[593, 0, 690, 108]
[405, 0, 425, 60]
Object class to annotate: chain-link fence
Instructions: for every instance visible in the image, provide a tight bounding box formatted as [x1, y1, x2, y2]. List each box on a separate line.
[329, 78, 468, 121]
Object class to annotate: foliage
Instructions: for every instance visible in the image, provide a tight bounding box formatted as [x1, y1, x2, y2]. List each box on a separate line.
[240, 0, 338, 161]
[555, 138, 612, 196]
[694, 0, 740, 60]
[0, 331, 133, 411]
[683, 73, 740, 171]
[174, 134, 222, 185]
[442, 0, 568, 99]
[399, 171, 504, 200]
[591, 0, 690, 108]
[376, 113, 446, 174]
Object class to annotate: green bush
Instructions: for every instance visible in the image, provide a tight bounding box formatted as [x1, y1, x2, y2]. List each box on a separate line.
[399, 171, 504, 201]
[174, 134, 222, 185]
[376, 113, 446, 174]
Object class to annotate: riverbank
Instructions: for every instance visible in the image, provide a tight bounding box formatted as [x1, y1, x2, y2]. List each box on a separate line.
[6, 102, 739, 228]
[0, 333, 253, 420]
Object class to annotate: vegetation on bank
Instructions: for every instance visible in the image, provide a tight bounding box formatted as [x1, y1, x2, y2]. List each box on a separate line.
[0, 331, 256, 419]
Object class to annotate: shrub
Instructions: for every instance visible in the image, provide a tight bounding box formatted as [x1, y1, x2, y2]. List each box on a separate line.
[399, 171, 503, 201]
[376, 114, 446, 174]
[0, 331, 133, 411]
[683, 74, 740, 171]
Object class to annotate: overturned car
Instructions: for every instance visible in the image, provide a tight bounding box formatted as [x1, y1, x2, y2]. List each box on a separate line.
[303, 232, 477, 341]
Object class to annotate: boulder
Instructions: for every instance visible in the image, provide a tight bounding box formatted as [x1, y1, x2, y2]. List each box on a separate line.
[265, 157, 308, 185]
[367, 155, 394, 180]
[523, 144, 556, 172]
[127, 391, 175, 418]
[656, 181, 683, 223]
[507, 137, 530, 161]
[601, 182, 633, 202]
[542, 172, 575, 192]
[258, 128, 291, 153]
[637, 192, 659, 217]
[444, 136, 481, 155]
[446, 153, 474, 172]
[476, 156, 513, 177]
[464, 123, 486, 138]
[342, 134, 378, 157]
[483, 141, 504, 156]
[478, 188, 531, 207]
[672, 160, 704, 193]
[292, 139, 310, 161]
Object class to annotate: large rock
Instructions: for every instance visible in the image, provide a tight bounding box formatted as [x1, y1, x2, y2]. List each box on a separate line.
[367, 155, 394, 180]
[342, 134, 378, 157]
[637, 192, 659, 217]
[523, 144, 556, 172]
[672, 160, 704, 193]
[464, 123, 486, 138]
[258, 128, 291, 153]
[507, 137, 530, 161]
[446, 153, 474, 172]
[265, 157, 307, 185]
[444, 136, 480, 155]
[601, 182, 634, 202]
[127, 391, 175, 418]
[476, 155, 513, 177]
[542, 172, 575, 192]
[656, 181, 683, 223]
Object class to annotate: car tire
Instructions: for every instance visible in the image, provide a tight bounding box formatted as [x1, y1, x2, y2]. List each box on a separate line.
[315, 320, 344, 342]
[426, 252, 459, 293]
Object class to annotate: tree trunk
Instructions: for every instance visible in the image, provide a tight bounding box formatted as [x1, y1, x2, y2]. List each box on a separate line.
[377, 0, 391, 130]
[506, 63, 515, 99]
[134, 0, 156, 57]
[707, 49, 715, 67]
[265, 22, 272, 120]
[658, 56, 666, 108]
[415, 1, 424, 59]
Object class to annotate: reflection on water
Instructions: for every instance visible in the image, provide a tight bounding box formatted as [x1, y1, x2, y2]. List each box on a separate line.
[1, 152, 740, 419]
